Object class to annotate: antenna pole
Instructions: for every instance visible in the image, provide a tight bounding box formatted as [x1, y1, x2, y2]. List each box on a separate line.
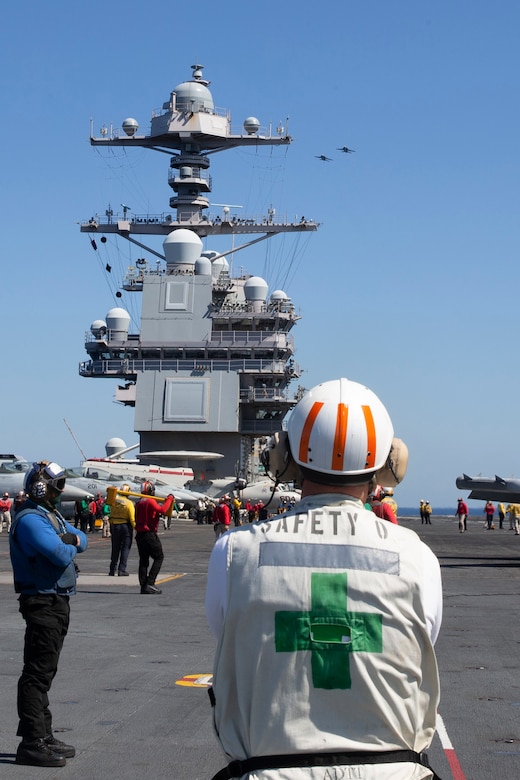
[63, 418, 88, 461]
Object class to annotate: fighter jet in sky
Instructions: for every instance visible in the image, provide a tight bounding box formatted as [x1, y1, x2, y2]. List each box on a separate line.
[337, 146, 355, 154]
[315, 154, 333, 161]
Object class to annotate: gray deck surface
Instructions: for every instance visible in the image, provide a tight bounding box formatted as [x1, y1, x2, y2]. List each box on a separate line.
[1, 514, 519, 779]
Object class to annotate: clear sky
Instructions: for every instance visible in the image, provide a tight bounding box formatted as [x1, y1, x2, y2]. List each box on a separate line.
[2, 1, 519, 508]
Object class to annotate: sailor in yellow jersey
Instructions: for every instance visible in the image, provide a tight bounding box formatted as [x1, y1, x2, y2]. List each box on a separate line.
[206, 378, 442, 780]
[497, 502, 506, 529]
[108, 484, 135, 576]
[506, 503, 520, 535]
[381, 486, 398, 517]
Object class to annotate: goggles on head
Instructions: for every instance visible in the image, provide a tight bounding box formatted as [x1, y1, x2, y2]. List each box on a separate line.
[42, 461, 66, 492]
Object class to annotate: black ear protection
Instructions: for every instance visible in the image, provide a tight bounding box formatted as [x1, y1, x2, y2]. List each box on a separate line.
[27, 463, 50, 500]
[25, 460, 67, 503]
[29, 479, 48, 500]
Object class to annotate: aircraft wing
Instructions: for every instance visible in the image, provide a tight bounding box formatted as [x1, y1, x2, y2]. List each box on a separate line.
[153, 484, 208, 504]
[0, 470, 93, 503]
[138, 450, 224, 463]
[455, 474, 520, 502]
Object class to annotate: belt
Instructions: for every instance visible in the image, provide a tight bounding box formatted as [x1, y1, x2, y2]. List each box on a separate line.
[211, 749, 442, 779]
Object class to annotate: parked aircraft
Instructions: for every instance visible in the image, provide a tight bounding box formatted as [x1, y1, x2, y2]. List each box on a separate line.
[0, 461, 95, 505]
[82, 457, 195, 490]
[63, 466, 207, 507]
[81, 440, 298, 508]
[456, 473, 520, 503]
[185, 476, 300, 508]
[122, 478, 208, 506]
[81, 439, 226, 490]
[81, 439, 281, 504]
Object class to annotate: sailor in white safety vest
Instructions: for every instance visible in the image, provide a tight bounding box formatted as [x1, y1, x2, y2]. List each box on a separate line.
[206, 378, 442, 780]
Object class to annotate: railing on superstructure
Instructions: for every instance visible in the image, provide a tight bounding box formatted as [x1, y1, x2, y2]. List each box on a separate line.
[84, 331, 296, 350]
[239, 387, 292, 402]
[79, 358, 300, 377]
[81, 211, 317, 231]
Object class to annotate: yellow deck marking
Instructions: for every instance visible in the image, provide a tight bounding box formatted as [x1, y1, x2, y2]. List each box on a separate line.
[176, 674, 213, 687]
[157, 573, 186, 583]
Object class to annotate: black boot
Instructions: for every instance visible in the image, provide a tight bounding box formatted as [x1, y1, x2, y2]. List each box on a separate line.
[141, 584, 162, 594]
[45, 733, 76, 758]
[16, 738, 66, 767]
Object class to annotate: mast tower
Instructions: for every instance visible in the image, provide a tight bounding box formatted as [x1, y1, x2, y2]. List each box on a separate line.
[80, 65, 318, 482]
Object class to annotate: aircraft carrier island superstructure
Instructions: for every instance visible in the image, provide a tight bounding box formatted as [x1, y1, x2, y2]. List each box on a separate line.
[80, 64, 318, 483]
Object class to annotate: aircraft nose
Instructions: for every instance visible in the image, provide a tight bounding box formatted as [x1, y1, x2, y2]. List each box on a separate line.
[62, 485, 93, 501]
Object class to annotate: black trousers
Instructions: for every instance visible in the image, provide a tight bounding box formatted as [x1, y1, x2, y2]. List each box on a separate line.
[17, 594, 70, 740]
[109, 523, 133, 574]
[135, 531, 164, 587]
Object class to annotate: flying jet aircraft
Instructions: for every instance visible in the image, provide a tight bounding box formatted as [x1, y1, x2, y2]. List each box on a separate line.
[315, 154, 333, 161]
[337, 146, 355, 154]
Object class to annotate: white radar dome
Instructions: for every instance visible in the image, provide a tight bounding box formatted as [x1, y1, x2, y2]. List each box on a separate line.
[122, 118, 139, 136]
[106, 308, 130, 328]
[105, 308, 131, 341]
[163, 229, 203, 269]
[244, 276, 268, 301]
[194, 256, 212, 276]
[243, 117, 260, 135]
[105, 438, 127, 457]
[270, 289, 288, 301]
[90, 319, 107, 338]
[173, 80, 214, 112]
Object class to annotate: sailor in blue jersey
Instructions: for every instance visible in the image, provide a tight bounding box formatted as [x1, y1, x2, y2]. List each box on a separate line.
[9, 461, 88, 768]
[206, 379, 442, 780]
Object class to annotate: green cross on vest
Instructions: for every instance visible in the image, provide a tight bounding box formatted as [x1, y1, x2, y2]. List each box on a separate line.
[275, 571, 382, 689]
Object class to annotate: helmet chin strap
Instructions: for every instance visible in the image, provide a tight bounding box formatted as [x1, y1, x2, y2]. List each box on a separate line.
[41, 488, 62, 510]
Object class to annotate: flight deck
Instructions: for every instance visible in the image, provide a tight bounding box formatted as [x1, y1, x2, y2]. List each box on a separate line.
[0, 516, 519, 779]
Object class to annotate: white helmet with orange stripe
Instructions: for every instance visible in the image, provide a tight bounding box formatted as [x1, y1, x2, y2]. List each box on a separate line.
[287, 378, 394, 484]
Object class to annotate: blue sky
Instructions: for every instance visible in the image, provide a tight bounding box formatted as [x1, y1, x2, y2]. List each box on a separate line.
[1, 1, 519, 507]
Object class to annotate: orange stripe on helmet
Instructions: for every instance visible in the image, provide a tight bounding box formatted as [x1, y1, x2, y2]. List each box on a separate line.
[331, 403, 348, 470]
[362, 405, 377, 469]
[298, 401, 324, 464]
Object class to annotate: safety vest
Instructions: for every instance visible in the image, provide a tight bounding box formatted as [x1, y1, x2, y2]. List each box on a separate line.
[382, 496, 398, 515]
[211, 496, 440, 779]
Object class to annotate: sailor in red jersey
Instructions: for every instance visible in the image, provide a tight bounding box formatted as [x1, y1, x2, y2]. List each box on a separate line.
[135, 481, 174, 595]
[212, 496, 232, 538]
[369, 485, 398, 525]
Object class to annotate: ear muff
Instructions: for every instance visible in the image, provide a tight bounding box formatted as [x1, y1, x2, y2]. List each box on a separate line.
[25, 460, 66, 504]
[261, 431, 300, 483]
[374, 438, 408, 487]
[29, 478, 48, 500]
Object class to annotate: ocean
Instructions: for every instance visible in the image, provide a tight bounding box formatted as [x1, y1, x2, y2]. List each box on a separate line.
[399, 506, 469, 518]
